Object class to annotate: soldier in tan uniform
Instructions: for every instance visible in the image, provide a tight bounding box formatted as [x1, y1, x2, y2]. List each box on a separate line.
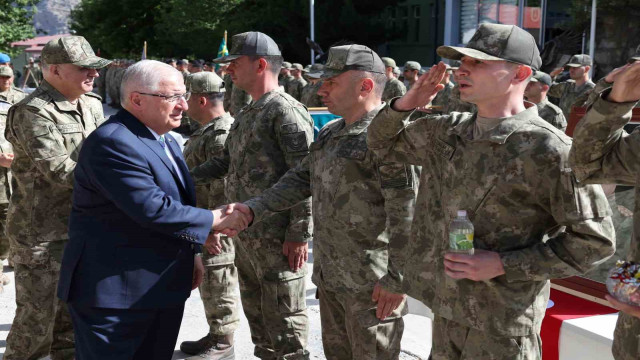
[402, 61, 420, 90]
[0, 66, 26, 292]
[285, 63, 307, 101]
[524, 71, 567, 131]
[192, 32, 313, 360]
[223, 72, 252, 116]
[367, 24, 615, 359]
[569, 61, 640, 360]
[381, 57, 406, 102]
[179, 72, 240, 360]
[300, 64, 323, 108]
[548, 54, 596, 118]
[3, 35, 110, 360]
[237, 44, 418, 359]
[279, 61, 294, 88]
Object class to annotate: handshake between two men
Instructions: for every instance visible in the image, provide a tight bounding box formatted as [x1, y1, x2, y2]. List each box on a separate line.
[209, 202, 309, 273]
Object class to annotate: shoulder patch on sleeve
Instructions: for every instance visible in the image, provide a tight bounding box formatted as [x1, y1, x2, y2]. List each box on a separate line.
[378, 163, 413, 189]
[282, 131, 309, 152]
[281, 123, 299, 134]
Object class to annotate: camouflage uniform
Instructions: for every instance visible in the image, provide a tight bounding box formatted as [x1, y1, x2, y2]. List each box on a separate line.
[300, 81, 323, 108]
[4, 80, 104, 360]
[94, 66, 107, 102]
[280, 74, 294, 90]
[382, 77, 407, 102]
[431, 81, 455, 109]
[444, 84, 477, 114]
[191, 88, 313, 359]
[568, 91, 640, 360]
[0, 87, 26, 268]
[106, 66, 125, 106]
[535, 98, 567, 132]
[183, 112, 240, 337]
[367, 104, 615, 359]
[286, 77, 307, 102]
[548, 79, 596, 119]
[23, 64, 42, 88]
[223, 74, 252, 116]
[244, 104, 417, 359]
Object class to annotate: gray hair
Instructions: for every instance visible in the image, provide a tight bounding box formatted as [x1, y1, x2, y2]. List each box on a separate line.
[120, 60, 183, 105]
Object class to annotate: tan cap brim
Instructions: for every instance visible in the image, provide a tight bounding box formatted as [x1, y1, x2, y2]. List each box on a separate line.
[437, 46, 505, 62]
[73, 56, 112, 69]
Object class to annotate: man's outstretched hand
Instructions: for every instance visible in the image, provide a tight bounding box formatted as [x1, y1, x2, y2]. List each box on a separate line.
[211, 203, 254, 237]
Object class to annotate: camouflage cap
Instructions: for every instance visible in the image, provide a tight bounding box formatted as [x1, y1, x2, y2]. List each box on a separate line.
[404, 61, 421, 71]
[186, 72, 226, 94]
[565, 54, 592, 68]
[529, 70, 552, 86]
[307, 44, 385, 80]
[213, 31, 281, 63]
[393, 66, 401, 75]
[0, 66, 13, 77]
[291, 63, 303, 70]
[282, 61, 292, 69]
[182, 59, 190, 63]
[381, 57, 396, 68]
[302, 65, 311, 72]
[303, 63, 323, 73]
[437, 24, 542, 70]
[41, 36, 111, 69]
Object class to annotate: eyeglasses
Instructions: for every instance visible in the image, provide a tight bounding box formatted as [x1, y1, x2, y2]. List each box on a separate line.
[135, 91, 191, 102]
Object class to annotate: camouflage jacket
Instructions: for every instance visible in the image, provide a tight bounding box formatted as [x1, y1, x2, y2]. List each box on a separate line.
[183, 112, 234, 209]
[300, 81, 323, 108]
[279, 74, 294, 89]
[223, 74, 251, 116]
[443, 84, 477, 114]
[191, 88, 314, 244]
[382, 78, 406, 103]
[367, 104, 615, 336]
[548, 79, 596, 119]
[536, 98, 567, 132]
[5, 80, 104, 260]
[0, 88, 27, 204]
[245, 105, 417, 294]
[568, 91, 640, 360]
[430, 81, 455, 109]
[286, 77, 308, 102]
[583, 77, 640, 110]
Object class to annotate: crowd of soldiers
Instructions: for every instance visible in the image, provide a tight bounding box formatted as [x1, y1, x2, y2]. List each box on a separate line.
[0, 22, 639, 360]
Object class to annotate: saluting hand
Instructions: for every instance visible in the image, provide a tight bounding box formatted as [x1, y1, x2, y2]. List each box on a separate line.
[393, 62, 447, 112]
[608, 61, 640, 103]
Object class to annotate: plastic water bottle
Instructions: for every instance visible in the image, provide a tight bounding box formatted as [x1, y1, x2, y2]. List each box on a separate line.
[449, 210, 474, 255]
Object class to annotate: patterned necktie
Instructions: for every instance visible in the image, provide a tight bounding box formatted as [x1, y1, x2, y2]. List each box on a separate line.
[158, 135, 166, 149]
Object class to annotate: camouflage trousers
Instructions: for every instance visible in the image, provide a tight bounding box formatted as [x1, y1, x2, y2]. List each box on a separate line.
[200, 236, 240, 336]
[0, 203, 8, 260]
[235, 235, 309, 360]
[317, 277, 406, 360]
[612, 312, 640, 360]
[4, 241, 75, 360]
[431, 317, 541, 360]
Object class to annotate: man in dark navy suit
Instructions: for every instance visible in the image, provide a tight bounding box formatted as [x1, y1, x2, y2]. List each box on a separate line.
[57, 60, 250, 360]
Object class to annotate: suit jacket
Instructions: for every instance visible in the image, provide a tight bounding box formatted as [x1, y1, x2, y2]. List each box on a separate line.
[57, 109, 213, 309]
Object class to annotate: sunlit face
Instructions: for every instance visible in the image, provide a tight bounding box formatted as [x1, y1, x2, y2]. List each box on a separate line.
[53, 64, 99, 97]
[569, 66, 587, 80]
[454, 56, 518, 105]
[524, 80, 544, 100]
[226, 56, 258, 92]
[138, 76, 188, 134]
[0, 76, 13, 92]
[317, 71, 359, 117]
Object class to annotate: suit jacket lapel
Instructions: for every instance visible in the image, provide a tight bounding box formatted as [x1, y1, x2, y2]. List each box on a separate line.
[165, 134, 196, 205]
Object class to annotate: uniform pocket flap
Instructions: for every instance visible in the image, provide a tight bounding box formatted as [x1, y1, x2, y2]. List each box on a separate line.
[56, 123, 83, 134]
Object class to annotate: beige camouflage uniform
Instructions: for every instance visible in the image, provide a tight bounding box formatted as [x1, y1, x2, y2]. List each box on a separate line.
[183, 112, 240, 337]
[223, 74, 252, 116]
[548, 79, 596, 119]
[367, 104, 615, 359]
[244, 103, 417, 359]
[0, 87, 26, 275]
[286, 77, 307, 102]
[568, 90, 640, 360]
[382, 77, 407, 102]
[4, 80, 104, 360]
[431, 81, 454, 109]
[535, 98, 567, 132]
[191, 88, 313, 359]
[300, 81, 323, 108]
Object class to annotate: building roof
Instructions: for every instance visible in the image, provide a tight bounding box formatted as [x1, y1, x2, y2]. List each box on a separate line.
[11, 34, 71, 53]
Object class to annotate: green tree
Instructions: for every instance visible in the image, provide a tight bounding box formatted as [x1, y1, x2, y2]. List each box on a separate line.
[0, 0, 39, 56]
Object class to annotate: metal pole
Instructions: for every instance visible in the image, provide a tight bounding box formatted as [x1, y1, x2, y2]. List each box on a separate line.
[310, 0, 315, 64]
[589, 0, 597, 78]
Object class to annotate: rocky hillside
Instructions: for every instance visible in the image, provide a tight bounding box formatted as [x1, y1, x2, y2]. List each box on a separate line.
[34, 0, 81, 35]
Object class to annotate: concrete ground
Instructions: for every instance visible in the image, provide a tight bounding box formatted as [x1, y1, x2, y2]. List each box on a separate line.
[0, 102, 432, 359]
